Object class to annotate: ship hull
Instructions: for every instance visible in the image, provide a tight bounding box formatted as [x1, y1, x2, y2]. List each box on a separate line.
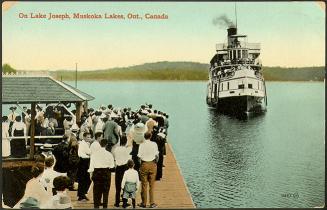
[207, 95, 266, 114]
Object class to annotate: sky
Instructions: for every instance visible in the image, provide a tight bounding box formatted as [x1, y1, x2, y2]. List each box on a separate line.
[2, 1, 325, 71]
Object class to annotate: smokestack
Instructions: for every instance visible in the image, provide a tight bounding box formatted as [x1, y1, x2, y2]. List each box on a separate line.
[227, 27, 237, 36]
[227, 27, 237, 47]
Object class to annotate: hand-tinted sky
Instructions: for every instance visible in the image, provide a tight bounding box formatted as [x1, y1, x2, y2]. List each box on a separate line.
[2, 1, 325, 70]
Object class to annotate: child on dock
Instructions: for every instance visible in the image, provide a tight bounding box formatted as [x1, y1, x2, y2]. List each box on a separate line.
[121, 159, 140, 208]
[44, 176, 72, 209]
[39, 155, 67, 195]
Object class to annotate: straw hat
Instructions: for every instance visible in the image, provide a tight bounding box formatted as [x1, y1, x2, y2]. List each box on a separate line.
[133, 123, 148, 144]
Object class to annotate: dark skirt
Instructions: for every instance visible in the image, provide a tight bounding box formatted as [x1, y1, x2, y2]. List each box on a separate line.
[11, 129, 26, 158]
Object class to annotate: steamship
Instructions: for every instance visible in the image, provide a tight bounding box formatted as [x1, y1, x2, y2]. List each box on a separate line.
[206, 26, 267, 114]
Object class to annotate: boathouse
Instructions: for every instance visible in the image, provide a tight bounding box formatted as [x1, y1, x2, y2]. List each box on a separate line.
[2, 74, 94, 207]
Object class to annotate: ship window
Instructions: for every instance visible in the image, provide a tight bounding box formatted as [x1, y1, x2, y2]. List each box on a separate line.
[227, 82, 229, 90]
[221, 83, 223, 91]
[248, 84, 253, 89]
[238, 50, 241, 59]
[238, 84, 244, 89]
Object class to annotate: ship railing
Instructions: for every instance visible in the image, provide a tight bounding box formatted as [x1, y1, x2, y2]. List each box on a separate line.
[216, 42, 261, 50]
[211, 63, 263, 77]
[216, 43, 228, 51]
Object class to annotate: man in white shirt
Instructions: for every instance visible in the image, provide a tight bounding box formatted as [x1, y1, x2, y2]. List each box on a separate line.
[77, 132, 91, 201]
[90, 132, 102, 155]
[137, 132, 159, 208]
[88, 138, 115, 209]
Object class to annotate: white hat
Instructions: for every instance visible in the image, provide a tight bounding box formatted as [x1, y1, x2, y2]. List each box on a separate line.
[100, 113, 106, 119]
[141, 110, 149, 115]
[71, 124, 79, 132]
[110, 112, 119, 119]
[157, 132, 166, 139]
[133, 123, 148, 144]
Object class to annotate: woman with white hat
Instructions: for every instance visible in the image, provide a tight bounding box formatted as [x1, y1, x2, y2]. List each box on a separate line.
[2, 116, 10, 158]
[129, 122, 148, 174]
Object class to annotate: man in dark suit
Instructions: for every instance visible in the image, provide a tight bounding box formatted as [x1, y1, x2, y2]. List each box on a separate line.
[102, 117, 119, 152]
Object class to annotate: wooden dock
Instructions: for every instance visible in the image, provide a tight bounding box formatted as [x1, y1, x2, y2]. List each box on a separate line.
[69, 144, 195, 209]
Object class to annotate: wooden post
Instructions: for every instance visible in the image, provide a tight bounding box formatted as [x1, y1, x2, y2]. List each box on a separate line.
[29, 103, 36, 159]
[84, 101, 88, 114]
[75, 101, 82, 125]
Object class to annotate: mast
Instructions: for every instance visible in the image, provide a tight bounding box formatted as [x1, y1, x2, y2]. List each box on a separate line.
[75, 62, 77, 88]
[234, 2, 237, 28]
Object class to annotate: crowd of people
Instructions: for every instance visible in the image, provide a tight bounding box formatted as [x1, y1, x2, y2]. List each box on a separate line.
[3, 103, 170, 209]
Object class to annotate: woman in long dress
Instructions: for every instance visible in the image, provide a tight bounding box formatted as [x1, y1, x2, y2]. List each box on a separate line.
[2, 116, 11, 157]
[10, 116, 27, 158]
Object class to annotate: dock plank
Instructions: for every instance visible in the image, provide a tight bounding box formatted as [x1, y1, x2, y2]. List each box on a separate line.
[69, 144, 195, 209]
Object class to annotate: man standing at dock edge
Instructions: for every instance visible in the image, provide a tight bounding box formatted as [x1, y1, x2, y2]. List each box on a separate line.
[137, 132, 159, 208]
[88, 138, 115, 208]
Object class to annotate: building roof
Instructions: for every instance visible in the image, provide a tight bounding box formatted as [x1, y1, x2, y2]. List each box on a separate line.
[2, 75, 94, 104]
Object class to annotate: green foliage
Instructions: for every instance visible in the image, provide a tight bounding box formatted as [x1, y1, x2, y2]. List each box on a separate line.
[2, 64, 16, 74]
[49, 62, 325, 81]
[262, 66, 325, 81]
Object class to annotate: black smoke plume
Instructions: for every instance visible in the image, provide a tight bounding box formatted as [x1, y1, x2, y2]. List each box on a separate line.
[212, 15, 235, 28]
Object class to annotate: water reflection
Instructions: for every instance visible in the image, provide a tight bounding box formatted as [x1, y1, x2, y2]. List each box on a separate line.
[202, 109, 266, 207]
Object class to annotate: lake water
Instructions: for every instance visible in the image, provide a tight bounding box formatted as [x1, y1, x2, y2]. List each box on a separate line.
[73, 81, 325, 208]
[4, 81, 325, 208]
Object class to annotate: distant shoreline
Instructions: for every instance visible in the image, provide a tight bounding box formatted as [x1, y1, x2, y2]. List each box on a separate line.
[12, 61, 324, 82]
